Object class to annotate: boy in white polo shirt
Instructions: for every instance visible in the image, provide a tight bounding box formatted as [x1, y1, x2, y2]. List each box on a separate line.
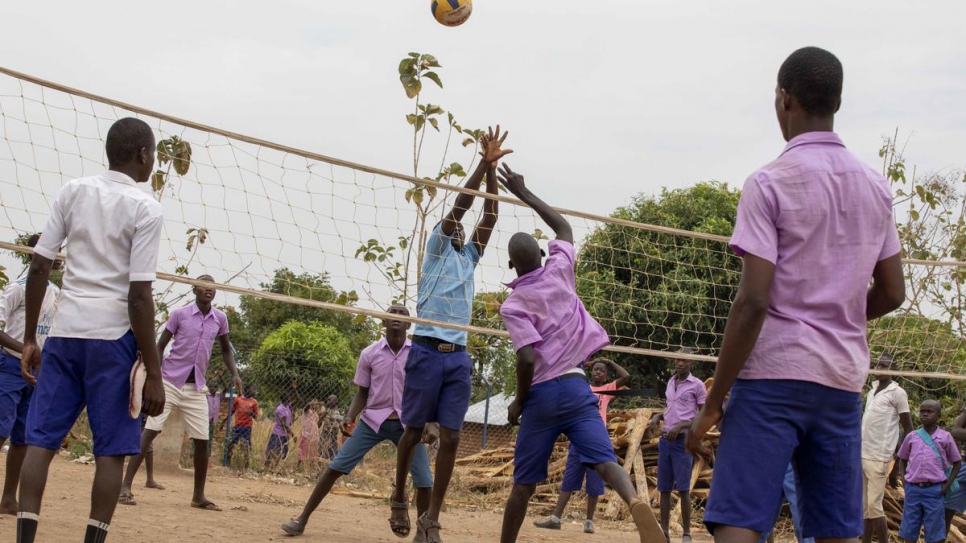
[16, 118, 167, 543]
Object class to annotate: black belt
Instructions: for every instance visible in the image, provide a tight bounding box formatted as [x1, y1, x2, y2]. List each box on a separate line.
[661, 433, 685, 441]
[553, 372, 588, 383]
[412, 335, 466, 353]
[913, 481, 942, 488]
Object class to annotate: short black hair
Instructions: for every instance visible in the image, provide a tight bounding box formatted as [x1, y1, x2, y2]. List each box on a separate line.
[105, 117, 154, 167]
[778, 47, 843, 117]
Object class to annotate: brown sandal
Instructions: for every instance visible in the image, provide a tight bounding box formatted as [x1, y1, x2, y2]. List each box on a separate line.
[388, 500, 410, 538]
[415, 514, 442, 543]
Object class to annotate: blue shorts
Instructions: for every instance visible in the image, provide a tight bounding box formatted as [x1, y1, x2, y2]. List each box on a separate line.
[561, 442, 605, 496]
[26, 332, 141, 457]
[228, 426, 252, 449]
[330, 419, 433, 488]
[944, 468, 966, 513]
[658, 435, 693, 492]
[266, 433, 289, 459]
[514, 376, 616, 486]
[900, 483, 946, 542]
[0, 351, 33, 445]
[401, 342, 472, 431]
[704, 379, 862, 539]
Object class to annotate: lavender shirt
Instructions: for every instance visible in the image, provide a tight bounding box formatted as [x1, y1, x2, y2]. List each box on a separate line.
[729, 132, 901, 393]
[898, 428, 962, 484]
[272, 403, 292, 437]
[501, 240, 610, 385]
[161, 304, 229, 391]
[664, 374, 707, 429]
[353, 337, 411, 432]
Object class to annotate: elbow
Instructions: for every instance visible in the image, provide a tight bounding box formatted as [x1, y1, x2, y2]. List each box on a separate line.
[884, 284, 906, 313]
[733, 291, 769, 319]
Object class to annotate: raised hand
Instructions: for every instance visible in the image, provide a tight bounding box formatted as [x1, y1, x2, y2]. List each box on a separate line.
[496, 163, 526, 195]
[480, 125, 513, 165]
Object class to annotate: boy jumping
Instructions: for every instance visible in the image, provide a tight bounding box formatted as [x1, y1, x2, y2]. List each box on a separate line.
[391, 127, 511, 543]
[533, 357, 630, 534]
[17, 117, 167, 543]
[496, 163, 660, 543]
[687, 47, 906, 542]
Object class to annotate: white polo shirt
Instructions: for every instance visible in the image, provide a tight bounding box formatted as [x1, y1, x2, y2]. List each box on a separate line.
[0, 278, 60, 358]
[861, 381, 911, 462]
[34, 171, 164, 340]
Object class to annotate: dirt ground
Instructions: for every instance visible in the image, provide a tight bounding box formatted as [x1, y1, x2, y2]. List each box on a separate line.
[0, 452, 669, 543]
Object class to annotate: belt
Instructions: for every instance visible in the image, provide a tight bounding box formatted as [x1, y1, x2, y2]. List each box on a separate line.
[412, 335, 466, 353]
[661, 433, 685, 441]
[553, 372, 588, 383]
[912, 481, 942, 488]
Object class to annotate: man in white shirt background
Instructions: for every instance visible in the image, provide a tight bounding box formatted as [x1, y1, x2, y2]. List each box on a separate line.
[861, 352, 913, 543]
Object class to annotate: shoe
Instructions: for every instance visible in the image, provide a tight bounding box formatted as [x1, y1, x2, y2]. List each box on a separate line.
[533, 518, 561, 530]
[584, 520, 595, 534]
[281, 519, 305, 536]
[682, 534, 692, 543]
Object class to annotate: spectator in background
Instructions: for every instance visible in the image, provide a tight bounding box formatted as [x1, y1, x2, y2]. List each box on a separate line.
[319, 395, 343, 460]
[298, 401, 320, 471]
[225, 384, 259, 465]
[861, 353, 913, 543]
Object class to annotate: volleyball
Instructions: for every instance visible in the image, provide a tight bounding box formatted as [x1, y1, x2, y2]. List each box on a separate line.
[431, 0, 473, 27]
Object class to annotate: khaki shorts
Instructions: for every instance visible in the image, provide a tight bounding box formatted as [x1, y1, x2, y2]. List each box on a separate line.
[862, 458, 892, 519]
[145, 379, 210, 440]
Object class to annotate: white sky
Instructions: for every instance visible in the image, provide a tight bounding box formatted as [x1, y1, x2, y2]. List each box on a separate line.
[1, 0, 964, 322]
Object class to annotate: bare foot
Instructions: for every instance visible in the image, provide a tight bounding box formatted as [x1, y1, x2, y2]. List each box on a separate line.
[145, 481, 165, 490]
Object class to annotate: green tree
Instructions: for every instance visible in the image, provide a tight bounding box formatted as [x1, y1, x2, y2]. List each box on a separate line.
[468, 291, 516, 401]
[247, 322, 355, 406]
[575, 181, 742, 389]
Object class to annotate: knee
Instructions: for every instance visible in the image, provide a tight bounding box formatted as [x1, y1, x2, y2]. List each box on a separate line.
[511, 484, 536, 501]
[438, 430, 460, 450]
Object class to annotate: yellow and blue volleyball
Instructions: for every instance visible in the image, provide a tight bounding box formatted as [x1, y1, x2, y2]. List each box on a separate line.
[431, 0, 473, 27]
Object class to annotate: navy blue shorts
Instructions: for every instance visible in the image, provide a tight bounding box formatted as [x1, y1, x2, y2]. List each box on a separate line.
[401, 342, 472, 431]
[266, 433, 289, 460]
[658, 435, 693, 492]
[901, 483, 946, 542]
[26, 332, 141, 457]
[561, 442, 605, 495]
[227, 426, 252, 450]
[329, 419, 433, 487]
[514, 376, 616, 486]
[703, 379, 862, 539]
[0, 351, 33, 445]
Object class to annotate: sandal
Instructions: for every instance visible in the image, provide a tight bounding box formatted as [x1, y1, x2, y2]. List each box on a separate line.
[388, 500, 410, 538]
[118, 491, 137, 506]
[190, 500, 222, 512]
[415, 514, 442, 543]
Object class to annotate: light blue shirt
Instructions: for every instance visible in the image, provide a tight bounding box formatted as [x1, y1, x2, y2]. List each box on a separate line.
[413, 222, 480, 346]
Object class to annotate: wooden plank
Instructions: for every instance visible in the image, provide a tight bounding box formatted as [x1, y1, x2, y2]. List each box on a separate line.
[603, 408, 651, 519]
[633, 450, 649, 502]
[689, 457, 706, 491]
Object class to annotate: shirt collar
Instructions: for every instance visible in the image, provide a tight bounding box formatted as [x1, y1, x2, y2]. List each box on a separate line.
[779, 131, 845, 157]
[190, 303, 216, 319]
[504, 266, 547, 289]
[378, 336, 411, 353]
[102, 170, 138, 186]
[870, 380, 899, 393]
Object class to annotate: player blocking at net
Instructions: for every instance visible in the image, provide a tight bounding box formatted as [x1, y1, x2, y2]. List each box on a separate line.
[16, 118, 167, 543]
[495, 163, 662, 543]
[390, 126, 512, 543]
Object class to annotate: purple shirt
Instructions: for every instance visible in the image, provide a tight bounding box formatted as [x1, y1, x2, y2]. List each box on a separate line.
[353, 337, 411, 432]
[729, 132, 901, 393]
[663, 374, 707, 429]
[898, 428, 962, 484]
[161, 304, 229, 391]
[501, 240, 610, 385]
[272, 403, 292, 437]
[207, 392, 222, 423]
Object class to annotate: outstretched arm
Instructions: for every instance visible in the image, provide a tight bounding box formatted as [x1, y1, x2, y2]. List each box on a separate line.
[442, 126, 511, 237]
[497, 163, 572, 244]
[471, 127, 512, 255]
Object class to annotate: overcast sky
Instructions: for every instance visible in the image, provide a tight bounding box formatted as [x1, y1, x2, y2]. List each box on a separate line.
[1, 0, 964, 318]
